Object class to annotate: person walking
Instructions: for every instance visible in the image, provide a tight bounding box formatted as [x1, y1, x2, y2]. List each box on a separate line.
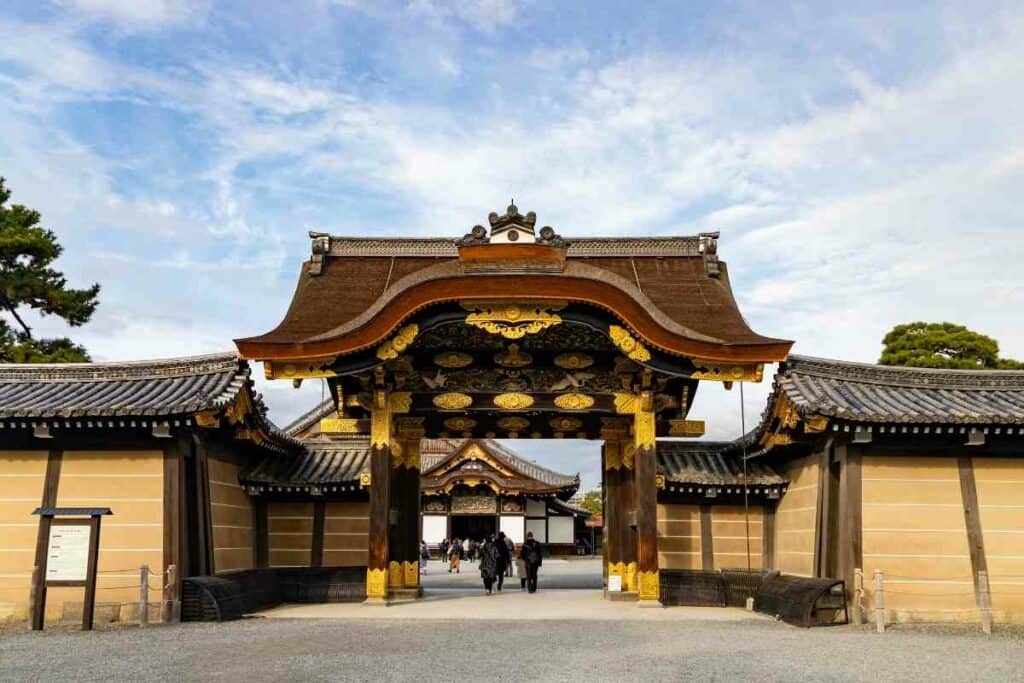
[440, 538, 449, 566]
[479, 534, 500, 595]
[420, 540, 430, 575]
[504, 535, 515, 577]
[519, 531, 543, 593]
[495, 531, 510, 591]
[448, 537, 462, 573]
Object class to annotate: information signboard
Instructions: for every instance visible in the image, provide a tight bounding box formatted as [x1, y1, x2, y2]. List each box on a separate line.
[608, 575, 623, 592]
[45, 524, 91, 582]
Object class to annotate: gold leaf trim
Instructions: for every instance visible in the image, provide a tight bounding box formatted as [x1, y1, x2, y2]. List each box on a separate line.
[554, 393, 594, 410]
[493, 392, 534, 410]
[433, 392, 473, 410]
[608, 325, 651, 362]
[638, 570, 659, 600]
[444, 417, 477, 432]
[496, 416, 530, 432]
[549, 417, 583, 432]
[388, 561, 404, 589]
[319, 417, 363, 434]
[690, 362, 764, 383]
[554, 352, 594, 370]
[403, 561, 419, 587]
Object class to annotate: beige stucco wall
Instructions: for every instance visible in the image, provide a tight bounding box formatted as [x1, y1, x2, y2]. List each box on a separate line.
[208, 458, 254, 573]
[268, 502, 313, 567]
[0, 451, 48, 622]
[774, 455, 818, 576]
[323, 501, 368, 567]
[861, 456, 977, 623]
[974, 457, 1024, 623]
[656, 503, 701, 570]
[711, 505, 763, 570]
[48, 450, 165, 623]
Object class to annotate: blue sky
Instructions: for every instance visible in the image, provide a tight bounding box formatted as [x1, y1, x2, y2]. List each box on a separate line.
[2, 1, 1023, 490]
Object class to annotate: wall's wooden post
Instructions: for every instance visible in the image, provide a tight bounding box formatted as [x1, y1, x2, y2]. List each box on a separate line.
[874, 569, 885, 633]
[853, 568, 864, 625]
[365, 381, 393, 604]
[395, 418, 425, 594]
[31, 448, 62, 630]
[311, 502, 326, 568]
[762, 501, 776, 570]
[28, 566, 40, 631]
[837, 442, 863, 615]
[630, 391, 660, 606]
[253, 499, 269, 569]
[139, 564, 149, 627]
[978, 570, 993, 634]
[700, 504, 714, 571]
[164, 564, 178, 623]
[958, 455, 990, 625]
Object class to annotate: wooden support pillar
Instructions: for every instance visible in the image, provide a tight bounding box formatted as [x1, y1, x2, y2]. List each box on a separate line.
[836, 442, 862, 607]
[311, 501, 326, 568]
[601, 422, 632, 598]
[958, 455, 990, 609]
[31, 448, 62, 630]
[393, 418, 424, 595]
[700, 504, 714, 570]
[634, 397, 659, 604]
[762, 501, 776, 570]
[365, 386, 393, 603]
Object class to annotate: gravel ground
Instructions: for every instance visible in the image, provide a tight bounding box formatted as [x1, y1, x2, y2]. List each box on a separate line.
[3, 617, 1023, 682]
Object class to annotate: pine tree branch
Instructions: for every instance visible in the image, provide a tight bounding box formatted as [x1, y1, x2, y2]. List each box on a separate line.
[1, 300, 33, 339]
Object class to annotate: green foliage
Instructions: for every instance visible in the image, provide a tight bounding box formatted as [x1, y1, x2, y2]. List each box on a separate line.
[579, 488, 602, 516]
[879, 322, 1024, 370]
[0, 178, 99, 363]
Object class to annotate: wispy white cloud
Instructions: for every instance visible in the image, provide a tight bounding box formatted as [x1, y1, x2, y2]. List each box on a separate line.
[53, 0, 209, 30]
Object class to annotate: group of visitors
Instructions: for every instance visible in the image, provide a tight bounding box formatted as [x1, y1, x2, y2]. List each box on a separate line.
[426, 531, 544, 594]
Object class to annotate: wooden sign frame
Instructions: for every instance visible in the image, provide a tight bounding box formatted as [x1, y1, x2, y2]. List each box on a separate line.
[31, 509, 108, 631]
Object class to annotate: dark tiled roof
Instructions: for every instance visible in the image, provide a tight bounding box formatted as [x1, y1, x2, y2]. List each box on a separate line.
[282, 398, 335, 435]
[322, 236, 702, 258]
[422, 439, 580, 489]
[776, 355, 1024, 425]
[0, 353, 252, 419]
[240, 438, 371, 489]
[656, 440, 786, 486]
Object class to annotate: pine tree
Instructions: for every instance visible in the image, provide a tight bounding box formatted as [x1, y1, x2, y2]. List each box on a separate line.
[0, 178, 100, 363]
[879, 322, 1023, 370]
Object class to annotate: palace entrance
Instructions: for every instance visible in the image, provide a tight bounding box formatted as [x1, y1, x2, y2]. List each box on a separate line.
[235, 204, 790, 605]
[450, 514, 496, 542]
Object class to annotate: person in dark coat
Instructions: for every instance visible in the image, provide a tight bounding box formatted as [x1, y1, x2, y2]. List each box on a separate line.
[494, 531, 510, 591]
[478, 534, 500, 594]
[519, 531, 543, 593]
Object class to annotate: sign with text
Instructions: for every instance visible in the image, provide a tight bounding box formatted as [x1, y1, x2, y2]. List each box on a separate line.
[46, 524, 92, 582]
[607, 574, 623, 592]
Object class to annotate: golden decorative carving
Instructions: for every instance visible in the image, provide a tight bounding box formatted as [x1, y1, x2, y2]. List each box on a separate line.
[388, 561, 404, 589]
[494, 343, 532, 368]
[370, 398, 392, 449]
[634, 409, 656, 451]
[613, 392, 640, 415]
[434, 351, 473, 368]
[549, 417, 583, 432]
[615, 391, 656, 450]
[264, 357, 338, 380]
[655, 474, 666, 489]
[497, 416, 530, 432]
[609, 325, 651, 362]
[690, 362, 764, 383]
[762, 432, 793, 448]
[404, 561, 419, 587]
[433, 392, 473, 410]
[638, 570, 660, 601]
[804, 415, 829, 433]
[461, 301, 565, 339]
[194, 411, 220, 428]
[366, 568, 387, 598]
[359, 472, 372, 487]
[554, 393, 594, 411]
[444, 417, 477, 432]
[622, 443, 637, 470]
[554, 352, 594, 370]
[389, 392, 412, 414]
[319, 417, 363, 434]
[603, 441, 624, 470]
[376, 324, 419, 361]
[389, 440, 404, 469]
[668, 419, 705, 437]
[623, 562, 638, 592]
[493, 392, 534, 410]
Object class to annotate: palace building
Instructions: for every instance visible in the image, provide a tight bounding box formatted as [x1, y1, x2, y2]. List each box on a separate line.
[0, 204, 1021, 626]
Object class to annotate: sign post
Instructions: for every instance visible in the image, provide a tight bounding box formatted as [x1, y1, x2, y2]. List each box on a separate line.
[31, 508, 111, 631]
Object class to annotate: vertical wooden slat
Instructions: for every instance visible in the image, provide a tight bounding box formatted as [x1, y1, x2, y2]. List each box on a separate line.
[700, 504, 714, 570]
[837, 443, 862, 597]
[253, 498, 269, 569]
[31, 448, 62, 630]
[162, 441, 181, 592]
[812, 440, 831, 578]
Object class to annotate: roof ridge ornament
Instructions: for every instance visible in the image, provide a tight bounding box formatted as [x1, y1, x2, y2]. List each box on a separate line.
[457, 204, 568, 248]
[698, 231, 720, 277]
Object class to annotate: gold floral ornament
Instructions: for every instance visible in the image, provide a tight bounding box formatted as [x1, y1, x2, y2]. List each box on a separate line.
[433, 392, 473, 410]
[549, 417, 583, 432]
[444, 417, 477, 432]
[377, 324, 419, 360]
[461, 301, 565, 339]
[434, 351, 473, 368]
[638, 570, 659, 601]
[493, 392, 534, 410]
[690, 362, 764, 383]
[366, 568, 387, 598]
[497, 416, 530, 432]
[554, 352, 594, 370]
[493, 343, 532, 368]
[608, 325, 651, 362]
[553, 393, 594, 410]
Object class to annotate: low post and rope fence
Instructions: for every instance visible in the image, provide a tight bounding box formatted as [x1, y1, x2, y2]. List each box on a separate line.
[139, 564, 149, 627]
[853, 568, 864, 626]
